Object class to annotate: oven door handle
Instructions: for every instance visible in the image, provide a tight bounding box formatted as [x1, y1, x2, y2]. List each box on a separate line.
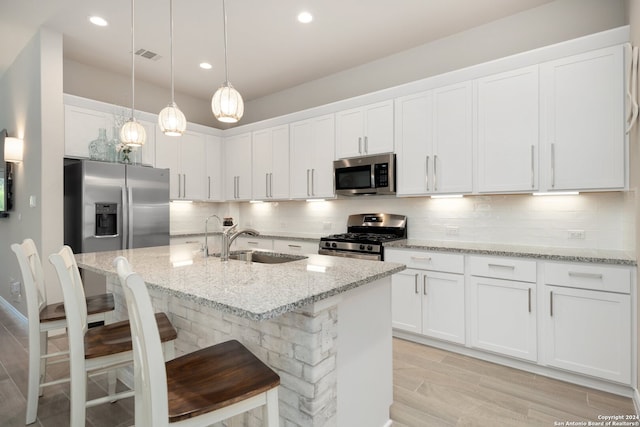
[318, 248, 382, 261]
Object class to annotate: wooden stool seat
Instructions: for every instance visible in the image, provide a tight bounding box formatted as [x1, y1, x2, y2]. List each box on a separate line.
[85, 313, 177, 359]
[166, 340, 280, 423]
[40, 293, 115, 323]
[115, 256, 280, 426]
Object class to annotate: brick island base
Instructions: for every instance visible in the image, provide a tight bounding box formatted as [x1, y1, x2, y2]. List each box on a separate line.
[106, 275, 393, 427]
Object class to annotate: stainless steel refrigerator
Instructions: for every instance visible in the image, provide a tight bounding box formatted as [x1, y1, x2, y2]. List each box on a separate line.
[64, 159, 170, 293]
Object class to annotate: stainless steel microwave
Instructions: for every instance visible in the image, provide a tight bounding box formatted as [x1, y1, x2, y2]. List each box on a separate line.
[333, 153, 396, 196]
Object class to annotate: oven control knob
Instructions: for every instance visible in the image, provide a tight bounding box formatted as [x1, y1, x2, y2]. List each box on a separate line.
[331, 243, 337, 248]
[324, 242, 331, 247]
[359, 244, 365, 250]
[367, 245, 373, 251]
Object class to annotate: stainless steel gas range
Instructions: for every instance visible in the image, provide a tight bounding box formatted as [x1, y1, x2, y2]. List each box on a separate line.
[318, 213, 407, 261]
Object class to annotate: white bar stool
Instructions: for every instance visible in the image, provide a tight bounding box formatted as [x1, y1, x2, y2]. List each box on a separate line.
[11, 238, 116, 425]
[50, 246, 177, 427]
[115, 256, 280, 426]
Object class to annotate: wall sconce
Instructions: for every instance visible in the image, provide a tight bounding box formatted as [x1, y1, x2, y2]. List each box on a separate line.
[2, 129, 23, 163]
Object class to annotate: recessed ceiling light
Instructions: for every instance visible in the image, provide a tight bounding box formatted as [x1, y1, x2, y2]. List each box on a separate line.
[199, 62, 212, 70]
[89, 16, 108, 27]
[297, 11, 313, 24]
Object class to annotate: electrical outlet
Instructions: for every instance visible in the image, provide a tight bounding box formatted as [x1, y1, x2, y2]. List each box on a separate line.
[445, 226, 459, 236]
[568, 229, 585, 239]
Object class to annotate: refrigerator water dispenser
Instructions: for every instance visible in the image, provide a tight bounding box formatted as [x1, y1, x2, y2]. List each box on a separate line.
[95, 203, 118, 237]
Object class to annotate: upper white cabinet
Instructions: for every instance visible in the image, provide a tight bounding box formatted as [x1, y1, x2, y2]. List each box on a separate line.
[476, 65, 539, 193]
[224, 133, 252, 201]
[336, 100, 394, 159]
[156, 130, 206, 200]
[540, 45, 625, 191]
[290, 114, 336, 199]
[252, 125, 290, 200]
[395, 81, 473, 196]
[64, 104, 155, 166]
[205, 135, 223, 201]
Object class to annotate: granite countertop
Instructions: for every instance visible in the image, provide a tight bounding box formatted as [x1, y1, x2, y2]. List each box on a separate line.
[385, 240, 637, 266]
[76, 245, 405, 321]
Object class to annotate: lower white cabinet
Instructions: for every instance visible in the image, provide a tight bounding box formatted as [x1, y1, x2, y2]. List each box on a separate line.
[468, 256, 537, 362]
[231, 236, 273, 251]
[273, 239, 318, 255]
[541, 262, 631, 384]
[387, 250, 465, 344]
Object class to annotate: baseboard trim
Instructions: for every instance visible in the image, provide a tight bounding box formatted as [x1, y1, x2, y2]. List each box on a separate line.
[0, 295, 26, 324]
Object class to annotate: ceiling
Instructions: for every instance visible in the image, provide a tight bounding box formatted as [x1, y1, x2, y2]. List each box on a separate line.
[0, 0, 556, 103]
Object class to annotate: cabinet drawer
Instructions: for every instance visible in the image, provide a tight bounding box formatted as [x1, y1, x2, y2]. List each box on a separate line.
[273, 239, 319, 255]
[544, 262, 631, 294]
[385, 249, 463, 274]
[468, 256, 536, 283]
[232, 236, 274, 251]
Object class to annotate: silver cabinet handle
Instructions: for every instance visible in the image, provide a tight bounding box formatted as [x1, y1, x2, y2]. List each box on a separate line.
[127, 187, 134, 249]
[266, 173, 269, 198]
[488, 263, 515, 270]
[306, 169, 311, 196]
[550, 143, 556, 188]
[177, 174, 182, 198]
[364, 136, 368, 154]
[425, 156, 430, 191]
[358, 137, 362, 154]
[528, 288, 532, 313]
[270, 173, 273, 198]
[423, 275, 427, 296]
[311, 169, 315, 196]
[208, 176, 211, 199]
[568, 271, 603, 280]
[530, 145, 535, 189]
[414, 273, 419, 294]
[411, 256, 432, 262]
[434, 154, 438, 192]
[183, 174, 186, 198]
[121, 186, 127, 250]
[287, 244, 302, 249]
[236, 176, 240, 199]
[550, 291, 554, 317]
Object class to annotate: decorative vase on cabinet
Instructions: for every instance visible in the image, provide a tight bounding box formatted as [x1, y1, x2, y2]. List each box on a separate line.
[88, 128, 108, 161]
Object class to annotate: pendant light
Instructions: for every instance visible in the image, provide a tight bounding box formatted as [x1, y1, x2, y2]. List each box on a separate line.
[121, 0, 147, 147]
[158, 0, 186, 136]
[211, 0, 244, 123]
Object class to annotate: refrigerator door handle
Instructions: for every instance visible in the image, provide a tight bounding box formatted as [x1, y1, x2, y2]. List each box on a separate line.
[121, 186, 128, 250]
[127, 187, 134, 249]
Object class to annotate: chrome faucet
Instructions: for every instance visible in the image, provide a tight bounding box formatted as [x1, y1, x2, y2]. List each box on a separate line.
[203, 214, 222, 257]
[220, 224, 260, 261]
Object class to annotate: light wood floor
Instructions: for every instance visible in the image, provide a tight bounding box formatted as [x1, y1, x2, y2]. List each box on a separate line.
[0, 300, 635, 426]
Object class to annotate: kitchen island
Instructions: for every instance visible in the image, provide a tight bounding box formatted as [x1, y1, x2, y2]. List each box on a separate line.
[76, 244, 405, 427]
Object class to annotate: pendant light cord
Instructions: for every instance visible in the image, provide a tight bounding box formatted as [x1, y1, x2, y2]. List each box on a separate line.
[170, 0, 175, 104]
[130, 0, 136, 120]
[222, 0, 229, 85]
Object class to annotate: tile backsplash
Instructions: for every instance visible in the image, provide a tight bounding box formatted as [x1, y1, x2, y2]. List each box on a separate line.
[171, 191, 635, 251]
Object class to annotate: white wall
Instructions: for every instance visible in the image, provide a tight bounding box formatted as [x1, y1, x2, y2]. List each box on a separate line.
[242, 0, 627, 124]
[0, 28, 65, 315]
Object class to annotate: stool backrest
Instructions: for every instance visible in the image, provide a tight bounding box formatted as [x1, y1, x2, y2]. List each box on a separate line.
[11, 239, 47, 328]
[49, 246, 89, 384]
[115, 256, 169, 427]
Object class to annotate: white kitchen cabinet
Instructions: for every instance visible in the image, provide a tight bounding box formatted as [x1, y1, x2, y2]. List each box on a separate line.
[395, 82, 472, 196]
[386, 249, 465, 344]
[224, 133, 252, 201]
[232, 236, 273, 251]
[336, 100, 394, 159]
[540, 45, 625, 191]
[205, 135, 223, 201]
[252, 125, 290, 200]
[156, 130, 206, 200]
[273, 239, 318, 255]
[468, 256, 537, 361]
[290, 114, 336, 199]
[542, 262, 631, 384]
[64, 104, 111, 159]
[476, 65, 539, 193]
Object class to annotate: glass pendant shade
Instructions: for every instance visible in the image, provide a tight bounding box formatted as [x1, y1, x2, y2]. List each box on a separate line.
[211, 83, 244, 123]
[120, 119, 147, 148]
[159, 102, 187, 136]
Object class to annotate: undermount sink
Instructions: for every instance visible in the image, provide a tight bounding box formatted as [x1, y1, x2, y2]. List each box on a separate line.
[228, 251, 307, 264]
